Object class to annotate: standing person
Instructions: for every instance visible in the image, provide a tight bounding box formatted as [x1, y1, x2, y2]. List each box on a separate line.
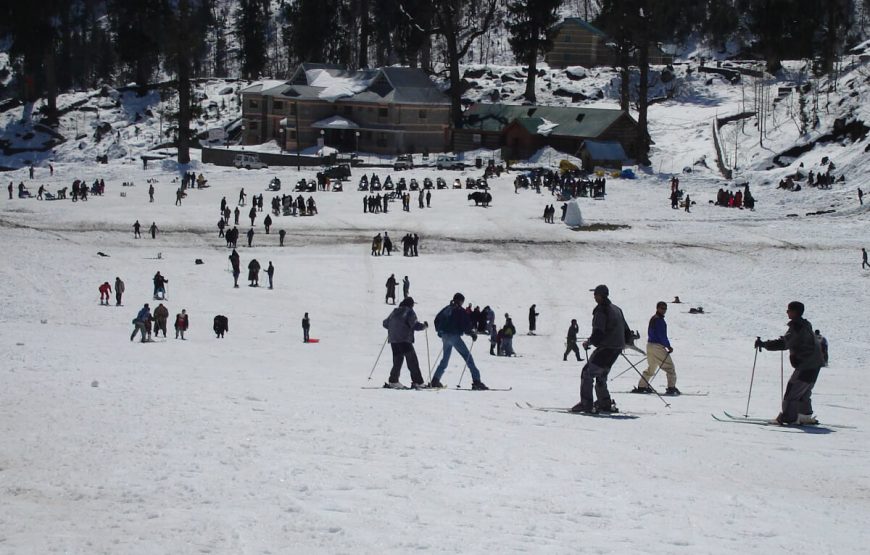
[402, 276, 410, 299]
[571, 285, 630, 414]
[264, 214, 272, 234]
[133, 220, 141, 238]
[863, 247, 869, 269]
[382, 232, 393, 256]
[426, 190, 431, 207]
[229, 249, 240, 288]
[412, 233, 419, 256]
[175, 309, 189, 339]
[430, 292, 488, 390]
[98, 281, 112, 305]
[149, 222, 158, 239]
[213, 315, 229, 338]
[501, 315, 516, 357]
[153, 303, 169, 338]
[528, 304, 539, 335]
[266, 261, 274, 289]
[148, 182, 155, 203]
[114, 277, 125, 306]
[249, 206, 257, 226]
[7, 182, 11, 200]
[755, 301, 825, 425]
[234, 206, 240, 225]
[382, 297, 429, 389]
[217, 218, 226, 238]
[859, 187, 864, 206]
[175, 188, 183, 206]
[632, 301, 679, 395]
[238, 188, 246, 206]
[279, 229, 286, 246]
[248, 258, 261, 286]
[302, 312, 311, 343]
[152, 272, 168, 300]
[131, 304, 151, 342]
[815, 329, 829, 367]
[246, 227, 254, 247]
[385, 274, 398, 304]
[684, 194, 691, 213]
[563, 319, 583, 361]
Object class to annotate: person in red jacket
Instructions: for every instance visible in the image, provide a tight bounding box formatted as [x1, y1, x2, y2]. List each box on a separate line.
[175, 309, 189, 340]
[98, 281, 112, 305]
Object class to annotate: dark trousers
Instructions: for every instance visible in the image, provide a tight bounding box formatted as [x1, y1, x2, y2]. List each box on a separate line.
[303, 327, 309, 342]
[781, 368, 819, 422]
[579, 347, 621, 407]
[389, 342, 425, 385]
[564, 341, 581, 361]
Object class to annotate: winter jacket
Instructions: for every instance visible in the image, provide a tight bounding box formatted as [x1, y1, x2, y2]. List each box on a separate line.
[154, 304, 169, 323]
[647, 314, 671, 348]
[135, 306, 151, 323]
[99, 283, 111, 295]
[383, 306, 425, 344]
[566, 322, 579, 343]
[175, 314, 189, 330]
[588, 299, 629, 349]
[762, 317, 824, 380]
[115, 278, 125, 295]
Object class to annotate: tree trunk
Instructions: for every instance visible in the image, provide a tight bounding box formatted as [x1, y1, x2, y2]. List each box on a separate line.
[524, 49, 537, 103]
[619, 55, 630, 112]
[420, 34, 431, 72]
[43, 46, 58, 124]
[359, 0, 370, 68]
[177, 58, 191, 164]
[636, 41, 650, 164]
[445, 21, 464, 129]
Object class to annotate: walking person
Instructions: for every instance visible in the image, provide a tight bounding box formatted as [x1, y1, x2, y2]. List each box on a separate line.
[528, 304, 539, 335]
[174, 309, 189, 339]
[859, 187, 864, 206]
[571, 285, 631, 414]
[149, 222, 158, 239]
[755, 301, 825, 425]
[382, 297, 429, 389]
[114, 277, 125, 306]
[302, 312, 311, 343]
[632, 301, 679, 395]
[385, 273, 398, 305]
[133, 220, 141, 238]
[863, 247, 869, 269]
[430, 292, 488, 390]
[563, 319, 583, 361]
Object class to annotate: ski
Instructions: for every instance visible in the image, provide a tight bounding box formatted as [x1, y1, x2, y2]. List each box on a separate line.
[620, 390, 708, 396]
[716, 411, 855, 429]
[518, 402, 646, 418]
[454, 386, 512, 391]
[360, 384, 440, 391]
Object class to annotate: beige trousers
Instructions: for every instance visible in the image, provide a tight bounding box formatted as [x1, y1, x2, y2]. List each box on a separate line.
[638, 342, 676, 388]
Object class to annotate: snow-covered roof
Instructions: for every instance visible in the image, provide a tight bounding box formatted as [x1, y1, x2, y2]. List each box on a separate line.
[581, 139, 627, 161]
[311, 115, 360, 130]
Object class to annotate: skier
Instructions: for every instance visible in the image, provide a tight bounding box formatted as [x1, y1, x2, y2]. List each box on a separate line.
[153, 303, 169, 338]
[130, 304, 151, 342]
[563, 319, 583, 362]
[302, 312, 310, 343]
[632, 301, 679, 395]
[382, 297, 429, 389]
[98, 281, 112, 305]
[248, 258, 261, 286]
[755, 301, 824, 425]
[266, 261, 274, 289]
[174, 309, 189, 339]
[402, 276, 410, 299]
[133, 220, 141, 238]
[385, 274, 398, 304]
[213, 315, 229, 338]
[152, 272, 168, 300]
[114, 277, 125, 306]
[229, 249, 241, 288]
[149, 222, 158, 239]
[528, 304, 539, 335]
[430, 292, 488, 390]
[571, 285, 630, 414]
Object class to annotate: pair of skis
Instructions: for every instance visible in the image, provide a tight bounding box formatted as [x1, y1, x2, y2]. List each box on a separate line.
[362, 384, 512, 391]
[517, 402, 651, 418]
[711, 411, 854, 429]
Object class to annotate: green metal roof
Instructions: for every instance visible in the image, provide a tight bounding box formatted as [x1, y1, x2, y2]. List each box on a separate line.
[462, 104, 632, 138]
[558, 18, 607, 37]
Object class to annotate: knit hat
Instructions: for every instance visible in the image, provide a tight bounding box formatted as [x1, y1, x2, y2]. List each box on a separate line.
[593, 284, 609, 297]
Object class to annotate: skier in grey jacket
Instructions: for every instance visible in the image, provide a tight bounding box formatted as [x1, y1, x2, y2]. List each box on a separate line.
[383, 297, 428, 388]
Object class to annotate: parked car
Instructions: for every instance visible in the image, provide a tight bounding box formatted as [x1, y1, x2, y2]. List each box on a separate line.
[321, 164, 352, 181]
[435, 154, 464, 170]
[394, 154, 414, 171]
[234, 153, 267, 170]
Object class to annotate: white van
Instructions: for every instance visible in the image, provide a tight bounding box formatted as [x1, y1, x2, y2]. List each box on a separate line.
[233, 153, 267, 170]
[435, 154, 464, 170]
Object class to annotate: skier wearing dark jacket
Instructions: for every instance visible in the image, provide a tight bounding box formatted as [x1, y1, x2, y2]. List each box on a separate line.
[430, 292, 488, 390]
[572, 285, 630, 413]
[382, 297, 428, 388]
[756, 301, 824, 425]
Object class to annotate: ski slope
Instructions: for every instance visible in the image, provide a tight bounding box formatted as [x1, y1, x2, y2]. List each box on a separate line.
[1, 153, 868, 553]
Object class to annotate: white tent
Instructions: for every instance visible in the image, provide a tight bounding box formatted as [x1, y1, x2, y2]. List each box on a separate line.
[564, 200, 584, 227]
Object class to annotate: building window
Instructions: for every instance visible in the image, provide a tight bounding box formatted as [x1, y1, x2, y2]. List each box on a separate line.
[378, 108, 388, 118]
[419, 110, 427, 120]
[273, 100, 284, 111]
[248, 99, 259, 109]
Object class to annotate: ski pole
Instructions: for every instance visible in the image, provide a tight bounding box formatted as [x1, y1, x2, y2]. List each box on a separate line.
[367, 336, 389, 380]
[611, 352, 647, 381]
[745, 339, 760, 417]
[620, 353, 671, 407]
[455, 338, 476, 388]
[642, 351, 672, 389]
[780, 350, 784, 402]
[425, 327, 431, 382]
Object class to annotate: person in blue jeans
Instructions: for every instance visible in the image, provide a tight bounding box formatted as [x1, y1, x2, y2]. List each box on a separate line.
[431, 292, 488, 390]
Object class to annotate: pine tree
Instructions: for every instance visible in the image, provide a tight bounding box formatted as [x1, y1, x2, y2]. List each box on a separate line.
[507, 0, 562, 103]
[110, 0, 164, 94]
[236, 0, 270, 79]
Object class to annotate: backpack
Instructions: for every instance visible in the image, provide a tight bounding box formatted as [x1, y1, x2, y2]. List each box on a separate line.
[434, 305, 453, 334]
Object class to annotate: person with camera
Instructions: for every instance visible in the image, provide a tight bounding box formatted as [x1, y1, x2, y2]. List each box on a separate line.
[755, 301, 824, 425]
